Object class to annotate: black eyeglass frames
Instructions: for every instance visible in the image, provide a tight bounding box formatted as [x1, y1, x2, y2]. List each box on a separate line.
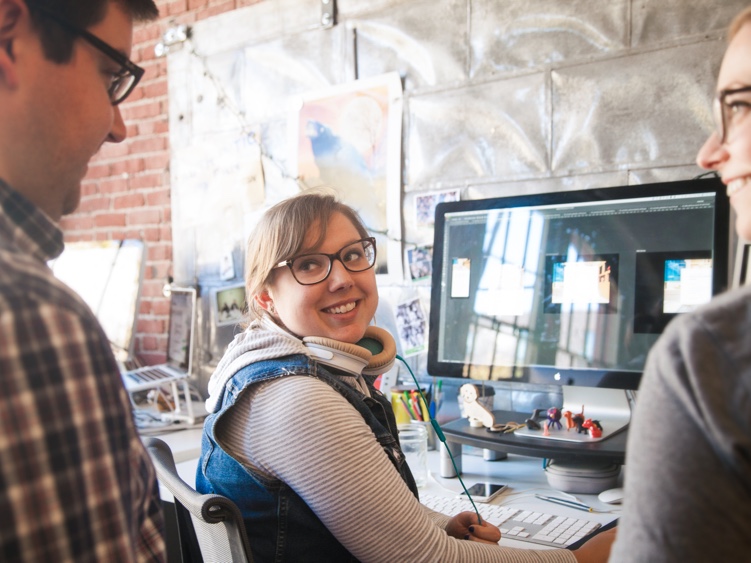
[29, 5, 144, 105]
[275, 237, 377, 286]
[714, 85, 751, 144]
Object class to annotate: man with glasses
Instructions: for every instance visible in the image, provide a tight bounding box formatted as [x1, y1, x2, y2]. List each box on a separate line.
[0, 0, 165, 561]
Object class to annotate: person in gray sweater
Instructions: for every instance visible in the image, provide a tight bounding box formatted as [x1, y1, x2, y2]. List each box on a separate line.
[610, 6, 751, 561]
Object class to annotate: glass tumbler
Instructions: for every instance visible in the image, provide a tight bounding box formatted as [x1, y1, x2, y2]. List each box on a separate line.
[398, 423, 429, 488]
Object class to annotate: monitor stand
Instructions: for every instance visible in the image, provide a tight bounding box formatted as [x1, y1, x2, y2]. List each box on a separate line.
[514, 386, 633, 443]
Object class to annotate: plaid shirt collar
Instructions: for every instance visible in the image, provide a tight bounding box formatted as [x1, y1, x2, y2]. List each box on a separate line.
[0, 178, 64, 263]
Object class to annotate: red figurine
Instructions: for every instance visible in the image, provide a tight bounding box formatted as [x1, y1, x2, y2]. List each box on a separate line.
[582, 419, 603, 438]
[563, 406, 586, 433]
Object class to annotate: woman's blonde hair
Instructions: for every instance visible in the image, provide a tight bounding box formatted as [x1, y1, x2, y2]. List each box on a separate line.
[729, 6, 751, 40]
[244, 189, 371, 320]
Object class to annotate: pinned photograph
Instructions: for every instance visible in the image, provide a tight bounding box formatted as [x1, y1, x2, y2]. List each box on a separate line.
[395, 297, 427, 357]
[407, 245, 433, 282]
[215, 284, 247, 326]
[415, 189, 461, 226]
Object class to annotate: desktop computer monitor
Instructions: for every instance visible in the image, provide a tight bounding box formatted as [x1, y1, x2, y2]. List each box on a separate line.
[428, 177, 730, 442]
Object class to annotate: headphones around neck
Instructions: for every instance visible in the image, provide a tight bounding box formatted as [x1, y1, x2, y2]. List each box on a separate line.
[303, 326, 396, 376]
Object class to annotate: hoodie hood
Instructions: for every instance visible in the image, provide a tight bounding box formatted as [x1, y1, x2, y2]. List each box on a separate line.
[205, 315, 309, 413]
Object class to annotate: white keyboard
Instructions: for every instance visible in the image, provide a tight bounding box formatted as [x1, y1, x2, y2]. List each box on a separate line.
[421, 495, 601, 548]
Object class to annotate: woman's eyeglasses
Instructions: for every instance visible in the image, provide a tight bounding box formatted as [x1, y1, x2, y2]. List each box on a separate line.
[713, 85, 751, 144]
[275, 238, 377, 285]
[30, 5, 144, 105]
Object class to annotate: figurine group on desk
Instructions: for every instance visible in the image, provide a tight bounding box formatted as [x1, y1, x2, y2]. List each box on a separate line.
[459, 383, 603, 438]
[535, 407, 603, 439]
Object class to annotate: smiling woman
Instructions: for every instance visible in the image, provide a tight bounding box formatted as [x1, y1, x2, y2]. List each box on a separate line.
[611, 6, 751, 561]
[194, 190, 614, 563]
[242, 191, 378, 341]
[697, 6, 751, 239]
[256, 211, 379, 344]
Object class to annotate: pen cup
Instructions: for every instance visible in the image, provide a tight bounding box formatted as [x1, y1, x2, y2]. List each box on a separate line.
[398, 423, 429, 488]
[391, 390, 414, 425]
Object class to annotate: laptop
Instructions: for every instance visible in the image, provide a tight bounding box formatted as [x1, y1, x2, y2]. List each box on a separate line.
[50, 239, 145, 368]
[122, 287, 197, 393]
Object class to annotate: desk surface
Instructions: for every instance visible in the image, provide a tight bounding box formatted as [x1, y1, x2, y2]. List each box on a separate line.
[145, 425, 620, 550]
[427, 449, 620, 548]
[441, 410, 628, 465]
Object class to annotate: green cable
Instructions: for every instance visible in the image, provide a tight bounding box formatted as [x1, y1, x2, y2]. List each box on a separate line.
[395, 354, 483, 526]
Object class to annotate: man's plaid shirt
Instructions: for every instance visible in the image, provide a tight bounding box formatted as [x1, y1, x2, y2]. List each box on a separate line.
[0, 179, 165, 561]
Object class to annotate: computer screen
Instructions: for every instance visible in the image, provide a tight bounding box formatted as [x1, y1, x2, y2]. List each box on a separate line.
[428, 178, 730, 398]
[49, 239, 145, 364]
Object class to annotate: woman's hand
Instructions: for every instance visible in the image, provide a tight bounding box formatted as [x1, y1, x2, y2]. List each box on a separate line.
[572, 527, 617, 563]
[445, 511, 502, 544]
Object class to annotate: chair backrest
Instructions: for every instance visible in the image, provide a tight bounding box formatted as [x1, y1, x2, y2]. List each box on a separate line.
[144, 437, 254, 563]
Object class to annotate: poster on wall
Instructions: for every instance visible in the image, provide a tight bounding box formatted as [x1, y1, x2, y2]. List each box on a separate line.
[289, 72, 403, 282]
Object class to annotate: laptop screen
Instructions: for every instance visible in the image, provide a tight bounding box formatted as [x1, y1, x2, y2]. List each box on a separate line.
[49, 240, 145, 361]
[166, 288, 196, 371]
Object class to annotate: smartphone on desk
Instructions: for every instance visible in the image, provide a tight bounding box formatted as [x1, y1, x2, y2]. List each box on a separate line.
[460, 482, 508, 503]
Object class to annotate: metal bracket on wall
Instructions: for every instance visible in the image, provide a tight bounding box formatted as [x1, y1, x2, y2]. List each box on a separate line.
[321, 0, 336, 28]
[154, 23, 191, 57]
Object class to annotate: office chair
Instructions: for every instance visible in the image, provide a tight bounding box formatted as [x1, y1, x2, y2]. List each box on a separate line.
[144, 437, 254, 563]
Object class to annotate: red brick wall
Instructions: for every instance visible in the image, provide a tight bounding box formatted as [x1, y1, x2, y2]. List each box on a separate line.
[60, 0, 264, 365]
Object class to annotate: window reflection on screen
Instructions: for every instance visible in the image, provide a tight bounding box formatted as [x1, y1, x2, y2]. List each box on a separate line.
[434, 191, 718, 379]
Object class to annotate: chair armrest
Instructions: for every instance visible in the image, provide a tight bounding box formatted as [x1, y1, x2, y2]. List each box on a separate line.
[144, 437, 238, 524]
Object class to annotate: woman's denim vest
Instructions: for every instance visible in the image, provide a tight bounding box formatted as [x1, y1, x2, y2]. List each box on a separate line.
[196, 354, 419, 563]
